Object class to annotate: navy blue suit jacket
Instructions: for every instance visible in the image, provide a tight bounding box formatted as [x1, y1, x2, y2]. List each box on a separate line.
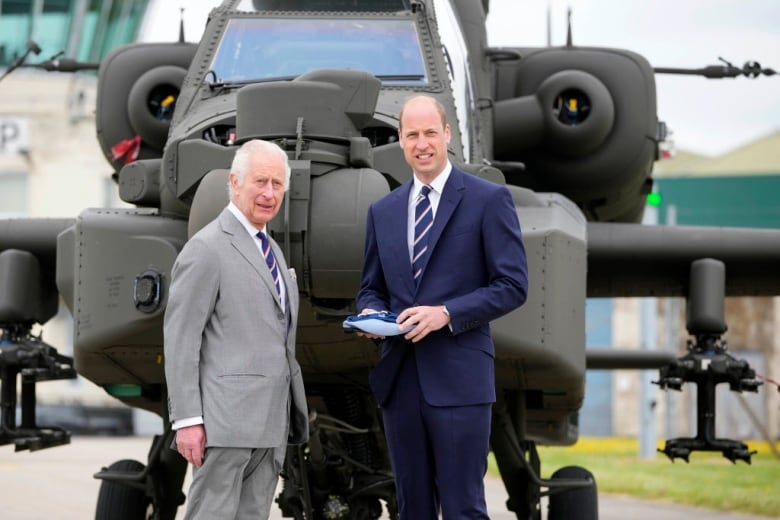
[358, 166, 528, 407]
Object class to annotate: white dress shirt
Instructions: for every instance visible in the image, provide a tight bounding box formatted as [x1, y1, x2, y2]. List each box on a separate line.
[407, 161, 452, 261]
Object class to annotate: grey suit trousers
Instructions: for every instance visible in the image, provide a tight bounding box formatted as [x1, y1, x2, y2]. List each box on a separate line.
[183, 446, 284, 519]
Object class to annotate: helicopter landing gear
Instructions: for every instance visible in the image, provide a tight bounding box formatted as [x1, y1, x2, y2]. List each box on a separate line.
[491, 395, 597, 520]
[94, 429, 187, 520]
[95, 459, 152, 520]
[547, 466, 598, 520]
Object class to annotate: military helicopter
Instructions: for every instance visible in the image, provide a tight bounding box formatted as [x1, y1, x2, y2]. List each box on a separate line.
[1, 1, 779, 519]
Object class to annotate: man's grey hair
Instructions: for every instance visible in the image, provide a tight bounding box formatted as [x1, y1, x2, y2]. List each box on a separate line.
[227, 139, 291, 194]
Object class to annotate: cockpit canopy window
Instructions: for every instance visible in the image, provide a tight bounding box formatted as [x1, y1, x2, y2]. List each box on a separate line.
[241, 0, 408, 11]
[210, 17, 428, 85]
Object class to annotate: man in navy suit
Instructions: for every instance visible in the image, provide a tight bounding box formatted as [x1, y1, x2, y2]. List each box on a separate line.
[357, 94, 528, 519]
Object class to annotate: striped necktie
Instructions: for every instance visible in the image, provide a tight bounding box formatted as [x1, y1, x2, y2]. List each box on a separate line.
[257, 231, 282, 299]
[412, 185, 433, 284]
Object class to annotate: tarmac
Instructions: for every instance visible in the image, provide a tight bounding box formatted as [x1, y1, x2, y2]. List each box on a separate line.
[0, 436, 775, 520]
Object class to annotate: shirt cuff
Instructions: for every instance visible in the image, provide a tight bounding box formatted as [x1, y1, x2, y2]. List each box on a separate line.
[172, 416, 204, 430]
[442, 305, 453, 332]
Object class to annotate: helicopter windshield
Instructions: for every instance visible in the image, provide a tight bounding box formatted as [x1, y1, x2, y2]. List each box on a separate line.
[209, 17, 428, 85]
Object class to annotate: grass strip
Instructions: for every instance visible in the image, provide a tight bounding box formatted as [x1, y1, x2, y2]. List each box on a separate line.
[488, 437, 780, 517]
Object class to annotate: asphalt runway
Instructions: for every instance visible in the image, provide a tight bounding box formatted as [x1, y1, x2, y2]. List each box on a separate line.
[0, 436, 774, 520]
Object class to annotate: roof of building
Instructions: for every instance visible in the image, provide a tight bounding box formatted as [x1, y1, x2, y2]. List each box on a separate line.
[654, 129, 780, 177]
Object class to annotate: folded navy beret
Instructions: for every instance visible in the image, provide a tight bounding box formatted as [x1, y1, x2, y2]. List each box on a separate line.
[342, 311, 413, 336]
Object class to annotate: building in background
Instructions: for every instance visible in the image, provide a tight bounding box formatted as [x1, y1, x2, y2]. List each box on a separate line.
[0, 0, 148, 69]
[0, 0, 150, 434]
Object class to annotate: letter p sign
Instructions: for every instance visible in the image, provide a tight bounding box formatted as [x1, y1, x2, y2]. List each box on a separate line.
[0, 117, 29, 155]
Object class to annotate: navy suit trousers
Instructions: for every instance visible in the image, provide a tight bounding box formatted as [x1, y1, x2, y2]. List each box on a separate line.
[382, 347, 491, 520]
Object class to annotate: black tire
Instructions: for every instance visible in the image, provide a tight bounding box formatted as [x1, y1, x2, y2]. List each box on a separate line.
[95, 459, 151, 520]
[547, 465, 598, 520]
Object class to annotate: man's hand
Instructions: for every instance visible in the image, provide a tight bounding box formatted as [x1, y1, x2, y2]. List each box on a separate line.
[176, 424, 206, 468]
[398, 305, 450, 343]
[355, 308, 386, 340]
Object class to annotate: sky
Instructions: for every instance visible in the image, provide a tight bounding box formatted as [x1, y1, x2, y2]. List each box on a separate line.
[140, 0, 780, 157]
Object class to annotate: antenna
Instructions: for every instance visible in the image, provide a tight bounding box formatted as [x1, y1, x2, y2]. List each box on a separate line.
[566, 7, 573, 47]
[546, 4, 551, 47]
[0, 39, 41, 82]
[178, 7, 185, 43]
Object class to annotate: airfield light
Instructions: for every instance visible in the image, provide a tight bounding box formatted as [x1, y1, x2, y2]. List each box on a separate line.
[646, 192, 662, 207]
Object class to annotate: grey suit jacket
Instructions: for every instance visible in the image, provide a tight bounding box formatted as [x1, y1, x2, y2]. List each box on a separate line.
[164, 207, 308, 448]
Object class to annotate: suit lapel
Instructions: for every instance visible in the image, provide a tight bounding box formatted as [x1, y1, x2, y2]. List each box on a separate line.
[422, 168, 464, 280]
[220, 210, 284, 311]
[270, 238, 296, 321]
[272, 241, 300, 346]
[381, 182, 416, 295]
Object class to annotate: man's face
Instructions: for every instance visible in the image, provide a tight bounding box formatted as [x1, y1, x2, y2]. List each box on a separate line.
[229, 151, 286, 228]
[398, 97, 451, 181]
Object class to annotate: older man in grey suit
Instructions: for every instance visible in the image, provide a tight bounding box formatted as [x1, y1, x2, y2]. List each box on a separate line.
[164, 139, 309, 519]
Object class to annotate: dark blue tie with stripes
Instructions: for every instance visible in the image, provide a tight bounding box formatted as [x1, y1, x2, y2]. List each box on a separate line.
[412, 185, 433, 285]
[257, 231, 282, 300]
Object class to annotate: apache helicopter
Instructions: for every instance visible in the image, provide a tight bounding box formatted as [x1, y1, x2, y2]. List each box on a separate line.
[1, 0, 779, 519]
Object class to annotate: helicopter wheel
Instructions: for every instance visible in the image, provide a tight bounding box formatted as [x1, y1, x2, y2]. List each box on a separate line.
[547, 466, 598, 520]
[95, 459, 152, 520]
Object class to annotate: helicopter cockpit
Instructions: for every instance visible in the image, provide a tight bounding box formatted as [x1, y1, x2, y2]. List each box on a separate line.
[209, 16, 428, 86]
